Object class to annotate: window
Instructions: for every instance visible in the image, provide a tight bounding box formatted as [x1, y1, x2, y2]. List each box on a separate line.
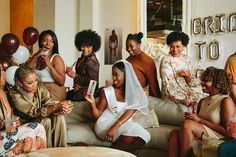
[147, 0, 182, 39]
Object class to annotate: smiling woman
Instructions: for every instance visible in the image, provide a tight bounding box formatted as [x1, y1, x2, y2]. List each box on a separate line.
[160, 31, 206, 107]
[8, 66, 73, 148]
[66, 29, 101, 101]
[27, 30, 66, 101]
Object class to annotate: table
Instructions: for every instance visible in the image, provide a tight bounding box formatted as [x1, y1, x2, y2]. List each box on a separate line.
[16, 146, 136, 157]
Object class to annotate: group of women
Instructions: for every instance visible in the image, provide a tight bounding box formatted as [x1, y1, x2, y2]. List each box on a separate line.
[0, 29, 235, 157]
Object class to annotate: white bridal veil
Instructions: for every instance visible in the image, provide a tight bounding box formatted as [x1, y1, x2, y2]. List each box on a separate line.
[115, 60, 148, 115]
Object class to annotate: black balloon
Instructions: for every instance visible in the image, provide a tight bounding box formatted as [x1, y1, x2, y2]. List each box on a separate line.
[0, 57, 13, 71]
[0, 44, 11, 58]
[1, 33, 20, 55]
[23, 27, 39, 46]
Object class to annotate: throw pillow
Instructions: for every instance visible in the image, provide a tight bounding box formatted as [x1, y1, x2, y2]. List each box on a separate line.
[133, 104, 159, 129]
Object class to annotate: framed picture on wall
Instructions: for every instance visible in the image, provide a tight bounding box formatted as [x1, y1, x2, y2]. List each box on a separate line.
[104, 28, 122, 65]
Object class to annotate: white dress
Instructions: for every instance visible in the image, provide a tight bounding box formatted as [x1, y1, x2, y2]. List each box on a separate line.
[95, 86, 150, 143]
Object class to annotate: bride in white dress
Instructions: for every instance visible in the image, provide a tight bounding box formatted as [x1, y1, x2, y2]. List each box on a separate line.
[85, 60, 150, 152]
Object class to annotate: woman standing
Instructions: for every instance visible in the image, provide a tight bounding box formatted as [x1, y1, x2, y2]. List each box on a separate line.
[27, 30, 66, 101]
[66, 29, 101, 101]
[160, 31, 206, 106]
[126, 32, 161, 98]
[9, 66, 72, 148]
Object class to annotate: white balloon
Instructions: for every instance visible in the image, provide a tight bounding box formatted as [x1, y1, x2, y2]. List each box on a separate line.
[12, 45, 29, 64]
[6, 66, 19, 85]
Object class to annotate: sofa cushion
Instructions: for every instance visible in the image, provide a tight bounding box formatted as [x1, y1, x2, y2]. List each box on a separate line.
[148, 96, 185, 126]
[133, 104, 159, 128]
[66, 98, 99, 123]
[67, 122, 111, 147]
[144, 124, 178, 150]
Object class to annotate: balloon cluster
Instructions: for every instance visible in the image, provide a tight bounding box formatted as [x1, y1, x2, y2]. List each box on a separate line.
[0, 27, 39, 85]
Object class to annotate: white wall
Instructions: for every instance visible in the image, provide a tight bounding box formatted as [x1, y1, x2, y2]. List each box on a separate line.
[190, 0, 236, 69]
[78, 0, 93, 30]
[34, 0, 55, 32]
[55, 0, 78, 88]
[97, 0, 138, 86]
[0, 0, 10, 37]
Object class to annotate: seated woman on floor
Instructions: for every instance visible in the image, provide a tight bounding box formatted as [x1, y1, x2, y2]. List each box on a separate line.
[0, 64, 46, 156]
[85, 60, 150, 152]
[168, 67, 236, 157]
[8, 66, 73, 148]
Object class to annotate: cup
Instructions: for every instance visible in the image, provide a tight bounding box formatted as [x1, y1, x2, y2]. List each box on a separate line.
[5, 114, 17, 133]
[192, 139, 202, 157]
[230, 115, 236, 138]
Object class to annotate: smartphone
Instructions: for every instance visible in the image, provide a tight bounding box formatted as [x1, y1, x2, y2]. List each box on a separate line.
[87, 80, 97, 96]
[41, 50, 50, 56]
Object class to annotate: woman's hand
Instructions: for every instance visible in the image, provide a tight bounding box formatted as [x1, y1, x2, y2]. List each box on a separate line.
[40, 55, 51, 67]
[85, 94, 95, 105]
[179, 70, 191, 77]
[105, 125, 118, 142]
[73, 83, 81, 91]
[58, 100, 73, 114]
[184, 112, 201, 122]
[66, 67, 76, 79]
[179, 70, 192, 83]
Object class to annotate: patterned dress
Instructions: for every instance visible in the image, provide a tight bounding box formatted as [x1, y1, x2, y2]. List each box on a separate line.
[0, 123, 46, 156]
[160, 54, 206, 105]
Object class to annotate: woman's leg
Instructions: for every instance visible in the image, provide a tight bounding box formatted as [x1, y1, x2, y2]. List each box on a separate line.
[112, 135, 145, 152]
[52, 114, 67, 147]
[180, 119, 208, 157]
[40, 117, 52, 148]
[168, 129, 180, 157]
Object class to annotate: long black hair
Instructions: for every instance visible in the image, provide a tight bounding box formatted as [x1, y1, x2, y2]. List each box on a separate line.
[38, 30, 59, 54]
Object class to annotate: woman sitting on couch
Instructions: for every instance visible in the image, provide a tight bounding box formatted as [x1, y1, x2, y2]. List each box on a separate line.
[9, 66, 73, 148]
[0, 65, 46, 156]
[168, 67, 236, 157]
[85, 60, 150, 152]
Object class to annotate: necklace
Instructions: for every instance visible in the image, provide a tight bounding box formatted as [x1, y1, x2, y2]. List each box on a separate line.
[204, 94, 221, 112]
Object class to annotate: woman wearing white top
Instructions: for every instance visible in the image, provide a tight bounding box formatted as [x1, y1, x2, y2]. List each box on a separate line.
[27, 30, 66, 101]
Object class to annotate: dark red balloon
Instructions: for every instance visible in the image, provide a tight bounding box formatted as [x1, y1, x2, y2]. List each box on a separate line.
[0, 44, 11, 58]
[23, 27, 39, 46]
[1, 33, 20, 55]
[0, 57, 13, 71]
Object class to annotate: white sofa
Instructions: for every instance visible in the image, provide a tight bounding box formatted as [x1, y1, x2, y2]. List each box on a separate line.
[65, 96, 218, 157]
[65, 96, 182, 157]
